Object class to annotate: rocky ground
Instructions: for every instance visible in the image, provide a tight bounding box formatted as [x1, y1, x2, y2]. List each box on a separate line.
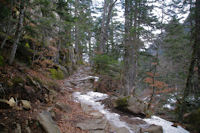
[53, 66, 164, 133]
[0, 65, 189, 133]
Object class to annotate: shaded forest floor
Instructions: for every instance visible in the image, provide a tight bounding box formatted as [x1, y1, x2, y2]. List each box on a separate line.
[0, 60, 92, 132]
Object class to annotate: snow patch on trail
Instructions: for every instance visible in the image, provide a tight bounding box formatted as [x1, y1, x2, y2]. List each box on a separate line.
[73, 91, 134, 133]
[163, 104, 175, 110]
[73, 91, 189, 133]
[144, 116, 189, 133]
[77, 76, 99, 82]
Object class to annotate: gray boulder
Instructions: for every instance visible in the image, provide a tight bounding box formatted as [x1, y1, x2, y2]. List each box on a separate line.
[109, 123, 131, 133]
[37, 111, 61, 133]
[55, 103, 72, 113]
[142, 124, 163, 133]
[127, 96, 147, 115]
[76, 118, 107, 130]
[89, 130, 105, 133]
[81, 102, 93, 113]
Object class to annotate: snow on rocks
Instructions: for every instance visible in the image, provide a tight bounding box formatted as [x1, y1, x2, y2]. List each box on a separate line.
[163, 104, 175, 110]
[73, 91, 189, 133]
[144, 116, 189, 133]
[76, 76, 99, 82]
[73, 91, 135, 133]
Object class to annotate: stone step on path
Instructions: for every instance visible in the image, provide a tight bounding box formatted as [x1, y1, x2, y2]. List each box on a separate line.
[76, 101, 132, 133]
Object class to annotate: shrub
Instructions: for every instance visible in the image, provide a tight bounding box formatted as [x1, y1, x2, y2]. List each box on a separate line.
[12, 76, 25, 86]
[92, 54, 120, 76]
[49, 68, 64, 80]
[25, 42, 30, 48]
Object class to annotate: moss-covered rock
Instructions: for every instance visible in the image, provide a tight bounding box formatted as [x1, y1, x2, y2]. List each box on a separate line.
[115, 96, 130, 108]
[49, 68, 64, 80]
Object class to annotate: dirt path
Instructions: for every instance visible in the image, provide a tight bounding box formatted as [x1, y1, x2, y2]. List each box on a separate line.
[53, 66, 93, 133]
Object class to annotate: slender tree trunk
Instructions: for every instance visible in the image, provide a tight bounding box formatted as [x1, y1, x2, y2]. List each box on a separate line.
[9, 0, 25, 65]
[75, 0, 81, 62]
[1, 0, 14, 49]
[1, 37, 9, 49]
[196, 0, 200, 94]
[55, 39, 61, 64]
[110, 18, 114, 54]
[99, 0, 108, 53]
[104, 0, 117, 53]
[99, 0, 117, 54]
[123, 0, 134, 95]
[148, 52, 158, 109]
[88, 31, 92, 64]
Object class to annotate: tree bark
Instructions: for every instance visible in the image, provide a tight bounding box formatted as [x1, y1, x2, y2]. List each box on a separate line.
[1, 0, 14, 49]
[180, 0, 200, 120]
[88, 31, 92, 64]
[55, 39, 61, 64]
[99, 0, 108, 53]
[99, 0, 117, 54]
[196, 0, 200, 95]
[9, 0, 25, 65]
[75, 0, 81, 62]
[123, 0, 138, 96]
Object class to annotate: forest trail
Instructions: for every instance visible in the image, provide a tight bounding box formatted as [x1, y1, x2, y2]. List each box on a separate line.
[53, 66, 189, 133]
[57, 66, 140, 133]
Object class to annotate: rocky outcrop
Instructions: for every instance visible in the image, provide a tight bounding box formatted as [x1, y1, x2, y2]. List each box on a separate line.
[37, 111, 61, 133]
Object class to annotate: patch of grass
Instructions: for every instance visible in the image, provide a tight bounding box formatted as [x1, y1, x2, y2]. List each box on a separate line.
[49, 68, 64, 80]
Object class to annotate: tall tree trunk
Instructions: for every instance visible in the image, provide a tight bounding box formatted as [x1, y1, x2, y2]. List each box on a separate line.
[55, 39, 61, 64]
[99, 0, 108, 53]
[88, 31, 92, 64]
[196, 0, 200, 95]
[9, 0, 25, 65]
[75, 0, 81, 62]
[99, 0, 117, 54]
[1, 0, 14, 49]
[123, 0, 134, 95]
[180, 0, 200, 120]
[123, 0, 138, 96]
